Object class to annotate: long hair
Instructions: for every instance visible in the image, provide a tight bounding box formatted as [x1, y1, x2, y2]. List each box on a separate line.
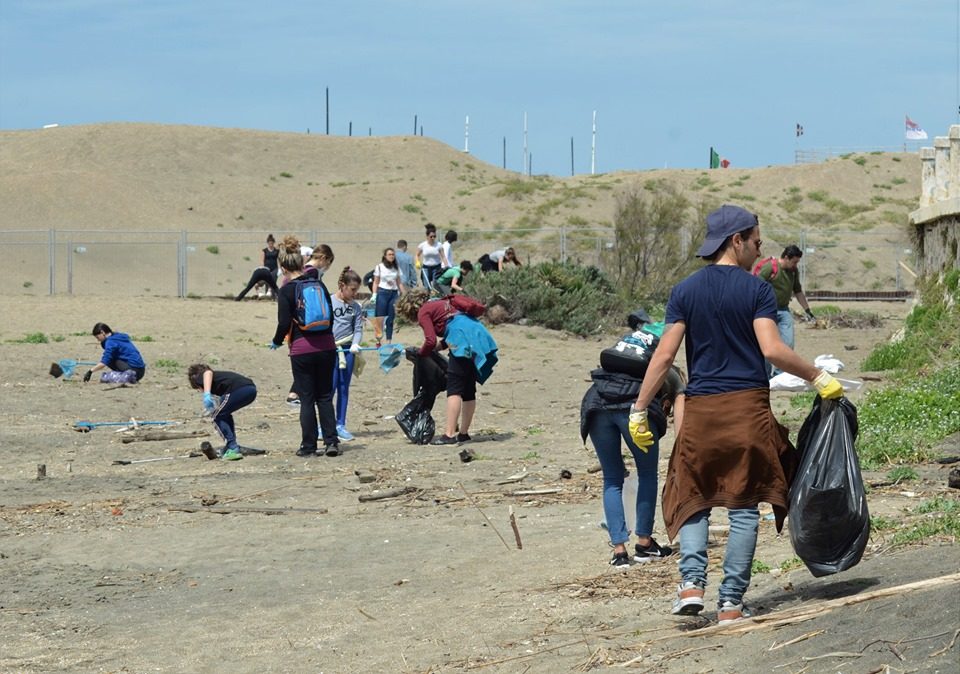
[381, 247, 398, 269]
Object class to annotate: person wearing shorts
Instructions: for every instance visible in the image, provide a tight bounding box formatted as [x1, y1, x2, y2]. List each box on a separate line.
[396, 290, 497, 461]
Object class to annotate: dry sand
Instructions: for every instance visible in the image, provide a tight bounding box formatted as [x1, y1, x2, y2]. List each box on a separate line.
[2, 295, 958, 673]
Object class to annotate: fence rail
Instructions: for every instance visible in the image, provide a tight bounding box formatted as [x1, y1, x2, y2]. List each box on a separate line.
[0, 226, 916, 299]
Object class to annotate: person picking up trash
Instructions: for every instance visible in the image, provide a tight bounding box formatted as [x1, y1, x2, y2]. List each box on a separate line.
[396, 289, 497, 460]
[83, 323, 147, 383]
[188, 364, 258, 461]
[630, 204, 844, 625]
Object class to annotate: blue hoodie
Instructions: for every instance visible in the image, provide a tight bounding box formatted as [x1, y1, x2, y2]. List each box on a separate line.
[100, 332, 145, 369]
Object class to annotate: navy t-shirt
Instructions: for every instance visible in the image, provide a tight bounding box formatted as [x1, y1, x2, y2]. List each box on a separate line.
[665, 265, 777, 396]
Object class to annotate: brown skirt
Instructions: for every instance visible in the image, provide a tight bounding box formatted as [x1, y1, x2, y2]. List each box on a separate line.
[661, 387, 797, 540]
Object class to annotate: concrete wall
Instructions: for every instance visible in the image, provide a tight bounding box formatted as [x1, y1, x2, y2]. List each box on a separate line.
[910, 125, 960, 276]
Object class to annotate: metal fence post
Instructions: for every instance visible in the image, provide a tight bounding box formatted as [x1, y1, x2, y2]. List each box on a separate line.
[179, 230, 187, 298]
[48, 228, 55, 295]
[67, 239, 73, 295]
[560, 226, 566, 263]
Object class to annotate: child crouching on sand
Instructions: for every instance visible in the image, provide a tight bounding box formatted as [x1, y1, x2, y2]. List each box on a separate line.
[187, 364, 257, 461]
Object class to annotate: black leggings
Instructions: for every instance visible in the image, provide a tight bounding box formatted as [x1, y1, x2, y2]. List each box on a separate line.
[110, 359, 146, 381]
[237, 267, 279, 300]
[290, 350, 338, 449]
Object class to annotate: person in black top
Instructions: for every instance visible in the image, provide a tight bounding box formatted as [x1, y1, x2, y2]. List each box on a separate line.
[188, 364, 257, 461]
[236, 234, 281, 301]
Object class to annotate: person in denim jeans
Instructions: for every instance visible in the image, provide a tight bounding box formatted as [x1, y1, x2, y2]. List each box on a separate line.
[582, 365, 685, 567]
[630, 205, 845, 623]
[755, 245, 816, 377]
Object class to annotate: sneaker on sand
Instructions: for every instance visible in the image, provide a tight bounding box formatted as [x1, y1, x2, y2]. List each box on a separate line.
[296, 447, 317, 458]
[287, 396, 301, 407]
[336, 425, 355, 442]
[634, 538, 674, 562]
[431, 434, 459, 446]
[324, 443, 341, 457]
[671, 581, 706, 616]
[609, 551, 631, 568]
[717, 600, 752, 624]
[221, 448, 244, 461]
[456, 432, 472, 443]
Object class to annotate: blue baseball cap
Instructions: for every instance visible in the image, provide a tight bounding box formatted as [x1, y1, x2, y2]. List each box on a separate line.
[696, 205, 758, 257]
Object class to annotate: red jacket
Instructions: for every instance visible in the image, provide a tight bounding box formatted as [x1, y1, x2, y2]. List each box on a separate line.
[417, 295, 486, 356]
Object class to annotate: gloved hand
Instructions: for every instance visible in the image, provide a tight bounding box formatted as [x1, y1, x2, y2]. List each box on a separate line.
[268, 342, 280, 350]
[805, 309, 816, 322]
[202, 392, 216, 412]
[628, 406, 654, 453]
[349, 343, 360, 354]
[82, 370, 93, 382]
[370, 292, 378, 305]
[812, 370, 844, 400]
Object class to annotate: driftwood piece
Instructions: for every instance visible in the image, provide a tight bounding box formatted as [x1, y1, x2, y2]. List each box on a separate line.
[509, 488, 561, 496]
[495, 471, 528, 485]
[358, 486, 418, 502]
[616, 571, 960, 667]
[168, 505, 328, 515]
[121, 430, 208, 444]
[509, 506, 523, 550]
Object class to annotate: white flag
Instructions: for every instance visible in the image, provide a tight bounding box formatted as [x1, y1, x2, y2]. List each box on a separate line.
[905, 115, 928, 140]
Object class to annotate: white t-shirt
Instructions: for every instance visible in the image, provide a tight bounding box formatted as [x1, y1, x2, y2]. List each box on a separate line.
[441, 241, 454, 268]
[374, 263, 401, 290]
[489, 249, 507, 262]
[418, 240, 442, 267]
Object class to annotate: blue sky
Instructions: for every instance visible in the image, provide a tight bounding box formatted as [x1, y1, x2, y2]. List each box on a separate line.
[0, 1, 955, 176]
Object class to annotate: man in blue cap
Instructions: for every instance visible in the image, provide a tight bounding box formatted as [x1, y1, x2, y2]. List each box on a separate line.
[628, 204, 844, 625]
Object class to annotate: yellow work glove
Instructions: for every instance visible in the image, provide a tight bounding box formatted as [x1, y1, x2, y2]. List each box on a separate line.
[628, 407, 654, 453]
[812, 370, 844, 400]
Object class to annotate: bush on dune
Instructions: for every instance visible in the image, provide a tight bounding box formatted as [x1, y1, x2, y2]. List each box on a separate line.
[468, 261, 624, 336]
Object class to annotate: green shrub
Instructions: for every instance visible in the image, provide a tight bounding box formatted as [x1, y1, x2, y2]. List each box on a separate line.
[206, 245, 219, 255]
[14, 332, 48, 344]
[468, 261, 623, 336]
[279, 171, 293, 178]
[495, 177, 551, 199]
[886, 466, 918, 483]
[155, 358, 181, 370]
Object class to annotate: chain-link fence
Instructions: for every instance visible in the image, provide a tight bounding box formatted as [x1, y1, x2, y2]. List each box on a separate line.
[1, 226, 916, 298]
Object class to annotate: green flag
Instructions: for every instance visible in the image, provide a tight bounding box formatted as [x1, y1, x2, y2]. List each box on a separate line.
[710, 147, 720, 169]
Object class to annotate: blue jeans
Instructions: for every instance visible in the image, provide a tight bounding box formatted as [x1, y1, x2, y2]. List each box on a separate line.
[678, 507, 759, 604]
[768, 309, 794, 377]
[212, 385, 257, 450]
[332, 352, 355, 427]
[375, 288, 399, 340]
[588, 409, 661, 545]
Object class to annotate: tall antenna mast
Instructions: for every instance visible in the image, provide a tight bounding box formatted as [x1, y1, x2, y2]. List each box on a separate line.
[591, 110, 597, 175]
[523, 112, 529, 175]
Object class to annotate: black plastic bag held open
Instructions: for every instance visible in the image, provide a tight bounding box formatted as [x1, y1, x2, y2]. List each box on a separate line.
[395, 391, 436, 445]
[789, 397, 870, 577]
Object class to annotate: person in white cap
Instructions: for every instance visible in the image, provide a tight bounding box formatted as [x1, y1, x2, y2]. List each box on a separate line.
[629, 204, 844, 625]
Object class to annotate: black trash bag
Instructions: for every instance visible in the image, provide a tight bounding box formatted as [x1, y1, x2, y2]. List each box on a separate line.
[395, 390, 436, 445]
[789, 397, 869, 577]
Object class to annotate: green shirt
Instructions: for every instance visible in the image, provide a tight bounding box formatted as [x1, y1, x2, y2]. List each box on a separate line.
[758, 259, 802, 309]
[437, 266, 462, 285]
